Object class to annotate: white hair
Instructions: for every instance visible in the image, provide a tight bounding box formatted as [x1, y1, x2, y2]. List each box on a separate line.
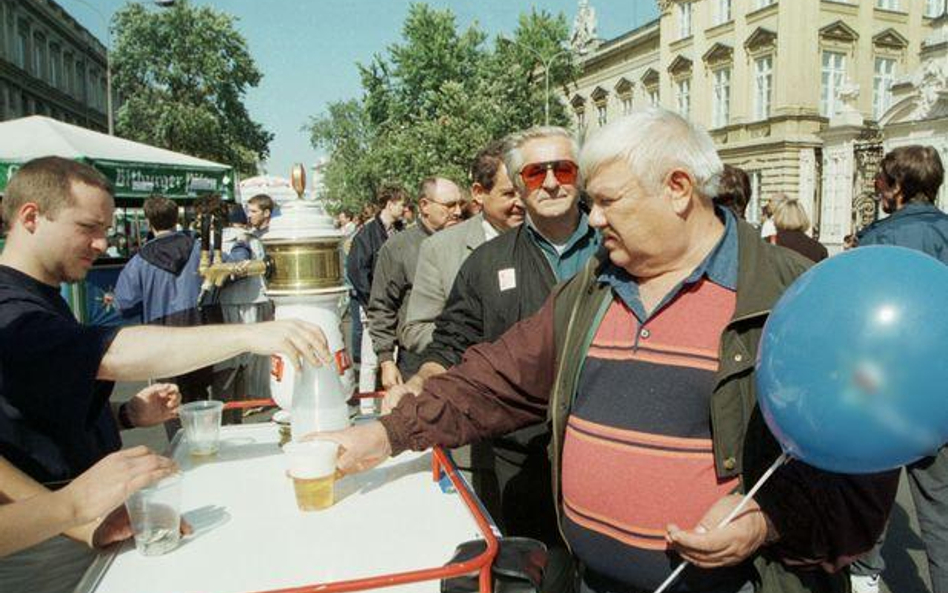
[503, 126, 581, 192]
[579, 108, 723, 199]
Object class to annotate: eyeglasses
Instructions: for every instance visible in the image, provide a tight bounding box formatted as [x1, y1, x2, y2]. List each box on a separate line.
[519, 160, 579, 192]
[430, 199, 463, 211]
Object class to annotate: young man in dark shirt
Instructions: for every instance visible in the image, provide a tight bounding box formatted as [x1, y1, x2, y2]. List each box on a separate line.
[0, 157, 330, 592]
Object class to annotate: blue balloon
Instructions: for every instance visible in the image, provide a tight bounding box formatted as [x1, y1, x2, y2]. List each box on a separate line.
[756, 246, 948, 474]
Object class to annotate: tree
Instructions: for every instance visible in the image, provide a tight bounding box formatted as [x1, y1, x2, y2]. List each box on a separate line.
[111, 0, 272, 175]
[307, 3, 578, 214]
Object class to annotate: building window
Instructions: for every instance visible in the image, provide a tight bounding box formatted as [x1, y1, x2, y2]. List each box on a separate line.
[32, 32, 47, 79]
[678, 2, 693, 39]
[821, 51, 846, 117]
[713, 68, 731, 128]
[676, 78, 691, 118]
[873, 57, 896, 120]
[64, 53, 74, 95]
[596, 102, 607, 126]
[715, 0, 732, 25]
[648, 88, 660, 107]
[576, 109, 586, 129]
[76, 60, 86, 99]
[15, 22, 28, 69]
[926, 0, 946, 16]
[756, 0, 776, 8]
[754, 56, 772, 120]
[50, 44, 62, 89]
[876, 0, 899, 9]
[621, 95, 633, 115]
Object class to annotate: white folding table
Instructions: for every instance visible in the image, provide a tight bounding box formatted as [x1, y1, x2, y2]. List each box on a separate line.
[77, 423, 497, 593]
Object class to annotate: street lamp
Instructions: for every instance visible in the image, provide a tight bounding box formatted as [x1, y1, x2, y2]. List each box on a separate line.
[499, 36, 575, 126]
[69, 0, 176, 135]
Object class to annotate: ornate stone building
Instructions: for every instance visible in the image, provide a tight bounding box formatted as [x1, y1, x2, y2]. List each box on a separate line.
[0, 0, 109, 131]
[566, 0, 946, 246]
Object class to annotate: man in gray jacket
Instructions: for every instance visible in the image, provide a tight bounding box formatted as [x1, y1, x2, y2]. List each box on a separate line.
[367, 177, 463, 389]
[398, 141, 525, 355]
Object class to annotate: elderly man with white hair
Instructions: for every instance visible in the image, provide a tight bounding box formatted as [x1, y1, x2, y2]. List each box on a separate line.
[324, 109, 899, 593]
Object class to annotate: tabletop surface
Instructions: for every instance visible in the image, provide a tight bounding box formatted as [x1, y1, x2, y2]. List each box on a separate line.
[80, 423, 487, 593]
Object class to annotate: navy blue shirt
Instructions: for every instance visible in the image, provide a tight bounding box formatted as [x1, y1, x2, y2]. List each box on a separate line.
[0, 265, 121, 485]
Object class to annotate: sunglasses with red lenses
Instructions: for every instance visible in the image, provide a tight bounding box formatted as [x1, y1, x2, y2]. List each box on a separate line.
[519, 160, 579, 191]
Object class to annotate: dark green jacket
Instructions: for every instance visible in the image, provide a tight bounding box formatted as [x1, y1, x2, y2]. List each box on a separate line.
[383, 220, 899, 593]
[548, 221, 895, 592]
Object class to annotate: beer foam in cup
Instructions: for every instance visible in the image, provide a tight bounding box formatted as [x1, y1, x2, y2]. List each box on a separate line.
[283, 440, 338, 479]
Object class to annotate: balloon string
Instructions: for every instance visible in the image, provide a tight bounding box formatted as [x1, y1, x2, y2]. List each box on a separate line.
[651, 452, 791, 593]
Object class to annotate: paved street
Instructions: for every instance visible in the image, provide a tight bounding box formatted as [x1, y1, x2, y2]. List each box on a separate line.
[112, 380, 934, 592]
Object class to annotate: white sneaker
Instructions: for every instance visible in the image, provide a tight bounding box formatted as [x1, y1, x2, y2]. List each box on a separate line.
[850, 574, 881, 593]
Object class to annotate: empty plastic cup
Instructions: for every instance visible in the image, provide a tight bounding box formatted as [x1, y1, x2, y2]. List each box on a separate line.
[179, 400, 224, 456]
[125, 473, 182, 556]
[283, 440, 338, 511]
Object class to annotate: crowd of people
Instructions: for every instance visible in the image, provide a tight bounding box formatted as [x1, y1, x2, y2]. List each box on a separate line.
[0, 107, 946, 593]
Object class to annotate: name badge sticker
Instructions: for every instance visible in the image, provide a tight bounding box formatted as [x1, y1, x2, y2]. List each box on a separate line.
[498, 268, 517, 292]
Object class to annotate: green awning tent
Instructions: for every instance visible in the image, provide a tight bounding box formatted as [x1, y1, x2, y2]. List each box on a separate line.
[0, 116, 234, 203]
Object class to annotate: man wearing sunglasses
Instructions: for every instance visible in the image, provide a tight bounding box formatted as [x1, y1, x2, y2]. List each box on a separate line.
[367, 177, 464, 390]
[384, 126, 600, 547]
[326, 110, 897, 593]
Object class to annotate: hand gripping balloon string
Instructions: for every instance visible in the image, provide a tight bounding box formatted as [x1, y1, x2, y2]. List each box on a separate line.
[652, 452, 790, 593]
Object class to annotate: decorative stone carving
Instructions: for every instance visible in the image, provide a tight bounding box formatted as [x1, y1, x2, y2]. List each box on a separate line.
[830, 80, 865, 127]
[702, 42, 733, 67]
[667, 55, 693, 76]
[571, 0, 600, 54]
[912, 59, 948, 120]
[744, 27, 777, 53]
[872, 28, 909, 50]
[819, 20, 859, 44]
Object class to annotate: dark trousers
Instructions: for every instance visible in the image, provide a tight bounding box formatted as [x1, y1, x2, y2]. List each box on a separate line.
[852, 445, 948, 593]
[470, 422, 563, 548]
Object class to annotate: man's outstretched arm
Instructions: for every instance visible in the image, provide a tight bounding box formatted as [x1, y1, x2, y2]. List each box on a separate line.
[98, 320, 330, 381]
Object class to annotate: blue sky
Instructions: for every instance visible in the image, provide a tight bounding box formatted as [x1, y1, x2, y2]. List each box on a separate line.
[59, 0, 658, 178]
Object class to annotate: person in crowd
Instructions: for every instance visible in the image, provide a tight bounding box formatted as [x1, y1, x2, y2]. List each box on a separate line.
[771, 198, 827, 262]
[850, 145, 948, 593]
[337, 210, 357, 238]
[385, 126, 600, 546]
[212, 202, 275, 422]
[345, 184, 407, 397]
[402, 202, 416, 225]
[324, 109, 899, 593]
[113, 195, 213, 435]
[368, 177, 463, 389]
[0, 157, 330, 592]
[0, 448, 175, 558]
[760, 194, 786, 243]
[715, 164, 751, 220]
[246, 193, 274, 237]
[399, 141, 524, 356]
[462, 192, 483, 219]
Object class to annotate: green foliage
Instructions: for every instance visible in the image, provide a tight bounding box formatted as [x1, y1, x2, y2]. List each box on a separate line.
[307, 3, 579, 214]
[111, 0, 272, 176]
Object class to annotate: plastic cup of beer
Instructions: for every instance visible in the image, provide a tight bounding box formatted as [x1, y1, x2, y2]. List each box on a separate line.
[125, 473, 183, 556]
[283, 440, 338, 511]
[179, 400, 224, 456]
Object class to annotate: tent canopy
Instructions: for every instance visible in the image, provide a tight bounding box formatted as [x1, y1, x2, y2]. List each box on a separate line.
[0, 116, 234, 202]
